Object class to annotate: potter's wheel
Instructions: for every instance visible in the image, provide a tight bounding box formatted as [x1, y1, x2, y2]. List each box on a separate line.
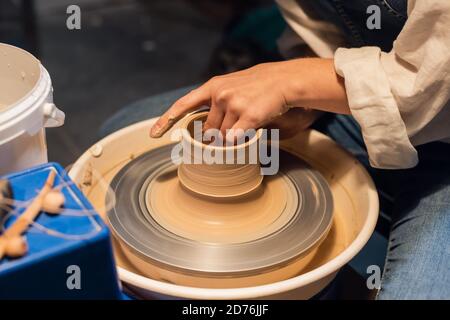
[70, 116, 379, 298]
[107, 144, 333, 281]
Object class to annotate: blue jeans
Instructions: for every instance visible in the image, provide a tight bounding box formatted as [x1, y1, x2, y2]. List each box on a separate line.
[100, 86, 450, 299]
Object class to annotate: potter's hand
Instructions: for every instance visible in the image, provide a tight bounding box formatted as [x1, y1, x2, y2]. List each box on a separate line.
[150, 58, 349, 138]
[150, 63, 288, 138]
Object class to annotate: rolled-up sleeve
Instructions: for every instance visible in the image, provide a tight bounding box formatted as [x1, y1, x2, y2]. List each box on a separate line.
[334, 0, 450, 169]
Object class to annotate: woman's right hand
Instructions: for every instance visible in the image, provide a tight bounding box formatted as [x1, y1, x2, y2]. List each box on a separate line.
[149, 58, 348, 139]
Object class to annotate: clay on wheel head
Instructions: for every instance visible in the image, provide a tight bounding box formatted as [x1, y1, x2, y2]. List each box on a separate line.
[178, 111, 264, 199]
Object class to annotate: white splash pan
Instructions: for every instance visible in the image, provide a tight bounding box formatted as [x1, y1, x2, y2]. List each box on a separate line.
[69, 118, 379, 299]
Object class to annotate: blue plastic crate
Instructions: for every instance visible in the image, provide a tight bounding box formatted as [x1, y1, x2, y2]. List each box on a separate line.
[0, 163, 121, 299]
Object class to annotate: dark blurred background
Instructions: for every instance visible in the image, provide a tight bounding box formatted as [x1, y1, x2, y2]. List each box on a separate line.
[0, 0, 285, 165]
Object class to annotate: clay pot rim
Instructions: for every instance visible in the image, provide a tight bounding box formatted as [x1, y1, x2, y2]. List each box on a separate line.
[182, 111, 263, 152]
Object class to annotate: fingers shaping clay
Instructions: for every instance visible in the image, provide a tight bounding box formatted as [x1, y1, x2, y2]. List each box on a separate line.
[178, 112, 263, 198]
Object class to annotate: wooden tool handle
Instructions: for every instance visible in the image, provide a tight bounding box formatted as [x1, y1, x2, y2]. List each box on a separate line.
[0, 170, 56, 259]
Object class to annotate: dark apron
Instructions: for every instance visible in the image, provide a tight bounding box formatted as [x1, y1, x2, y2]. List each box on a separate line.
[308, 0, 407, 51]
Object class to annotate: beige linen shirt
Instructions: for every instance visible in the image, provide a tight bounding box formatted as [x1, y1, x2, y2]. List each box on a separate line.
[276, 0, 450, 169]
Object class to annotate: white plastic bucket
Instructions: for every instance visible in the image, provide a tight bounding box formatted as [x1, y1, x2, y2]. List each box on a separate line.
[0, 43, 64, 175]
